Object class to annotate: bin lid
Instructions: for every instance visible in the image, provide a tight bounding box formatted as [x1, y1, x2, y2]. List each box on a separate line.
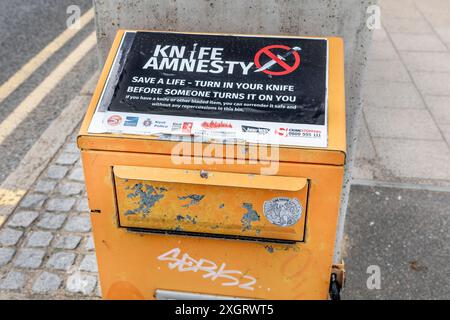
[78, 30, 346, 165]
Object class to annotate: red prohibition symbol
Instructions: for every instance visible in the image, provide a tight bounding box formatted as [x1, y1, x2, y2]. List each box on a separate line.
[254, 45, 301, 76]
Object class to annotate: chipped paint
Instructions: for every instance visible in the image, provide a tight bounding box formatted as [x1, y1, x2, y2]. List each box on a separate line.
[185, 214, 197, 224]
[175, 214, 197, 225]
[178, 194, 205, 208]
[241, 203, 260, 231]
[124, 183, 167, 216]
[264, 244, 300, 253]
[115, 171, 307, 242]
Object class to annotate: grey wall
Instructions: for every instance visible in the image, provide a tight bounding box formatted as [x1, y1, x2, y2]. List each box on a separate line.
[93, 0, 376, 263]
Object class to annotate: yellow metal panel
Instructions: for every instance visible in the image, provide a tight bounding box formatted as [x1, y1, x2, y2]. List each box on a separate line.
[114, 166, 308, 242]
[81, 150, 344, 299]
[114, 166, 307, 191]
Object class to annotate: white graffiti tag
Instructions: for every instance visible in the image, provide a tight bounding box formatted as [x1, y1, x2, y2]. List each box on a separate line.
[157, 248, 257, 291]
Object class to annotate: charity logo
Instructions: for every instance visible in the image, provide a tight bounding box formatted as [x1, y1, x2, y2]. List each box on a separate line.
[274, 128, 321, 138]
[241, 125, 270, 135]
[288, 128, 321, 138]
[201, 121, 233, 129]
[274, 128, 288, 137]
[254, 45, 301, 76]
[171, 122, 182, 131]
[107, 115, 122, 126]
[143, 118, 152, 127]
[182, 122, 193, 134]
[263, 197, 302, 227]
[124, 116, 139, 127]
[286, 129, 303, 137]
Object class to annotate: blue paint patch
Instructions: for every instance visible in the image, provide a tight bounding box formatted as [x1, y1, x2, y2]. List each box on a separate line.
[241, 203, 260, 231]
[178, 194, 205, 208]
[124, 183, 166, 216]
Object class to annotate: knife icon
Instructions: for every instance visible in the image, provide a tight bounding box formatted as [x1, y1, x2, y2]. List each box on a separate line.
[254, 46, 301, 73]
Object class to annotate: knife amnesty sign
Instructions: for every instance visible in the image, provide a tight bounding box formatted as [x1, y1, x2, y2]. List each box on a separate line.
[88, 31, 329, 147]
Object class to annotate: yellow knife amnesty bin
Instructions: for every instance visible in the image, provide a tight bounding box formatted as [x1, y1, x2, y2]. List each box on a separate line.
[78, 30, 346, 299]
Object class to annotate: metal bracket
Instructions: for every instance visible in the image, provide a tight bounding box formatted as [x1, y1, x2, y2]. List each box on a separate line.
[329, 262, 345, 300]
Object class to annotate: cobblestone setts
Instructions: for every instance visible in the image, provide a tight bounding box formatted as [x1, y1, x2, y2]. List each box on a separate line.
[0, 133, 100, 299]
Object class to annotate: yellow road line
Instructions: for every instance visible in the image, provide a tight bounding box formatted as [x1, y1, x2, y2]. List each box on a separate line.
[0, 188, 27, 206]
[0, 32, 96, 145]
[0, 7, 94, 104]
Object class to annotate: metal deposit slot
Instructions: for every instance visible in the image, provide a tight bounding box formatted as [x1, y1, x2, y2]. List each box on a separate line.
[113, 166, 309, 242]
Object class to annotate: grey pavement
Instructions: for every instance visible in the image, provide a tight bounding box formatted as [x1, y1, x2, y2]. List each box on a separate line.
[343, 185, 450, 299]
[0, 0, 96, 183]
[354, 0, 450, 186]
[0, 131, 99, 299]
[345, 0, 450, 299]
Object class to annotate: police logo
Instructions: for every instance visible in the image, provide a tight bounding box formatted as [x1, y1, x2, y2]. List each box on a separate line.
[263, 197, 302, 227]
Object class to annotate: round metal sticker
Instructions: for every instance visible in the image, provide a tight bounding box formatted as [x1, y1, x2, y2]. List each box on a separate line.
[263, 197, 302, 227]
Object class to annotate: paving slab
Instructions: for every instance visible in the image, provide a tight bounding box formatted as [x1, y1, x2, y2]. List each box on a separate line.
[364, 108, 442, 140]
[410, 72, 450, 96]
[401, 52, 450, 73]
[7, 211, 39, 228]
[372, 138, 450, 181]
[363, 80, 424, 109]
[368, 40, 399, 61]
[355, 117, 376, 161]
[356, 0, 450, 188]
[372, 28, 389, 42]
[352, 158, 376, 181]
[441, 124, 450, 145]
[423, 95, 450, 125]
[382, 16, 434, 34]
[415, 0, 450, 14]
[365, 60, 411, 82]
[380, 0, 422, 19]
[434, 27, 450, 46]
[343, 184, 450, 300]
[390, 33, 447, 52]
[32, 272, 62, 294]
